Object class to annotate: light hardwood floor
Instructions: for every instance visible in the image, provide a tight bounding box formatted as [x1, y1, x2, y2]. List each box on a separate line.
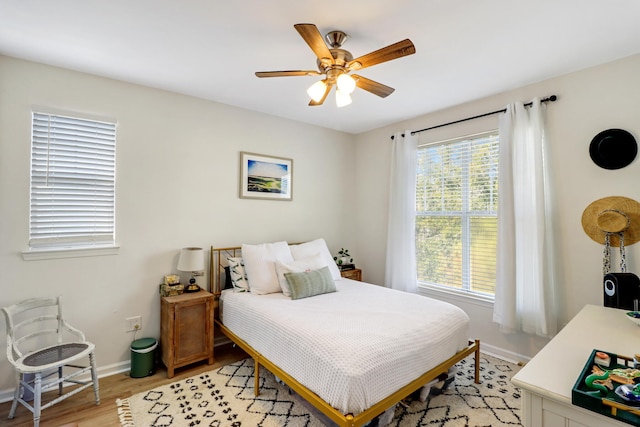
[0, 344, 248, 427]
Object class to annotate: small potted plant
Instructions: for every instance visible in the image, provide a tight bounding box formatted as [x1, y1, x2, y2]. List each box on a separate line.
[333, 248, 353, 266]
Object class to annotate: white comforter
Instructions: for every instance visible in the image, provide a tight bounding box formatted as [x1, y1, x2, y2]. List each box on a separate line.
[220, 279, 470, 415]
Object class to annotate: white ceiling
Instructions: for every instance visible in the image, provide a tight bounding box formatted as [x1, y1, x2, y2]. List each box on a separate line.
[1, 1, 640, 134]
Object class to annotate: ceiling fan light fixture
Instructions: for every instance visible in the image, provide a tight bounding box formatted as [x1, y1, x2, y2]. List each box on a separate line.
[257, 24, 416, 107]
[335, 89, 352, 107]
[307, 80, 327, 102]
[336, 73, 356, 95]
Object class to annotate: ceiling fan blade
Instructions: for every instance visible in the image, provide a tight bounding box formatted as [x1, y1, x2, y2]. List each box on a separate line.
[352, 75, 395, 98]
[309, 83, 333, 106]
[256, 70, 321, 78]
[294, 23, 334, 65]
[348, 39, 415, 70]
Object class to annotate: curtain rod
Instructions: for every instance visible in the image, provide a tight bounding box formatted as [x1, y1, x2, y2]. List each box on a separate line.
[391, 95, 557, 140]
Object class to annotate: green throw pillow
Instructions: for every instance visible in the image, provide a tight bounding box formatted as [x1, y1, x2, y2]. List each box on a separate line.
[284, 266, 336, 300]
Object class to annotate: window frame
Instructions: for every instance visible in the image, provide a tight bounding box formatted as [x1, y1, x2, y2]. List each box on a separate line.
[415, 130, 499, 301]
[23, 110, 119, 260]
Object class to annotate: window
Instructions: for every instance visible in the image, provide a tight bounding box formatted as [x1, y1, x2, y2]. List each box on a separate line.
[415, 131, 499, 298]
[27, 112, 117, 256]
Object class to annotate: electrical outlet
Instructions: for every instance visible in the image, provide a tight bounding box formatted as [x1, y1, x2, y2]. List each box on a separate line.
[125, 316, 142, 332]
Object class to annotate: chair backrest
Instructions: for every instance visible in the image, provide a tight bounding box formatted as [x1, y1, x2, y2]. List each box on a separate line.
[1, 296, 84, 364]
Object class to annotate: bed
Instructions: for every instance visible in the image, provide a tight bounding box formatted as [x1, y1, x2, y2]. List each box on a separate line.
[209, 240, 480, 427]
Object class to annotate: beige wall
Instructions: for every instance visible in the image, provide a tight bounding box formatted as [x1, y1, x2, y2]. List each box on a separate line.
[354, 53, 640, 360]
[0, 55, 356, 398]
[2, 51, 639, 398]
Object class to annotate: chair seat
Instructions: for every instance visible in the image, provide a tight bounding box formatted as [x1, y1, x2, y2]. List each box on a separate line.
[18, 342, 95, 372]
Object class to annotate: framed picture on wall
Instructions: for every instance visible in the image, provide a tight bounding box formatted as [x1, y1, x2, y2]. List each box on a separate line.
[239, 152, 293, 201]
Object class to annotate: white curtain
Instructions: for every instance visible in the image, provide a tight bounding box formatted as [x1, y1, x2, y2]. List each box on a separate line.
[493, 99, 558, 337]
[385, 131, 418, 293]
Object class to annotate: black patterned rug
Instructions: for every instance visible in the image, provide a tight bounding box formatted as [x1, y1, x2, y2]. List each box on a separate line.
[116, 353, 522, 427]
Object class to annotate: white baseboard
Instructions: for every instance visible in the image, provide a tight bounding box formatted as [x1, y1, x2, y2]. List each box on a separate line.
[479, 341, 531, 365]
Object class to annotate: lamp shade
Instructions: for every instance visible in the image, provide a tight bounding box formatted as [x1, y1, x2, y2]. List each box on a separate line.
[335, 89, 352, 107]
[177, 247, 205, 272]
[336, 73, 356, 94]
[307, 80, 328, 102]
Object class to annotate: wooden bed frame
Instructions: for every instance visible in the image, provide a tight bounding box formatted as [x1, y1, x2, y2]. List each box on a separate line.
[209, 245, 481, 427]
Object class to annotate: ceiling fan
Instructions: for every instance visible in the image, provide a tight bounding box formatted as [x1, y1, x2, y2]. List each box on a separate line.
[255, 23, 416, 107]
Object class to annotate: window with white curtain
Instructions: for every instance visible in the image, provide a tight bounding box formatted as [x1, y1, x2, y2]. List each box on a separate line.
[28, 112, 117, 254]
[415, 131, 499, 299]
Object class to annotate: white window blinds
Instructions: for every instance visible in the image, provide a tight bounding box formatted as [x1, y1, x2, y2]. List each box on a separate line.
[415, 131, 499, 297]
[29, 112, 116, 249]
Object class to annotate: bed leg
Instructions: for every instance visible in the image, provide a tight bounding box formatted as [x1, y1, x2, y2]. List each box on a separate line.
[254, 358, 261, 397]
[474, 339, 481, 384]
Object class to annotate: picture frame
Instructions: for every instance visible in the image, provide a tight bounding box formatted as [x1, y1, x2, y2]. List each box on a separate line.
[239, 151, 293, 201]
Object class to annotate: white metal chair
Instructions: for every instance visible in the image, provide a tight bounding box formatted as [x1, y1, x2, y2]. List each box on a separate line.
[1, 296, 100, 426]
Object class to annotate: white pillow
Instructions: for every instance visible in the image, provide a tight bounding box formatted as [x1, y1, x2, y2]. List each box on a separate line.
[289, 239, 341, 280]
[226, 257, 248, 292]
[241, 241, 294, 295]
[275, 252, 327, 297]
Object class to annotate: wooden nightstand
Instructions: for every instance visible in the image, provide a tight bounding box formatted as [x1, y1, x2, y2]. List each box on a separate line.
[340, 268, 362, 281]
[160, 290, 214, 378]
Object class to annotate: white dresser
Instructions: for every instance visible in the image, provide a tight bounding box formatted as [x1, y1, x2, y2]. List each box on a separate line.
[511, 304, 639, 427]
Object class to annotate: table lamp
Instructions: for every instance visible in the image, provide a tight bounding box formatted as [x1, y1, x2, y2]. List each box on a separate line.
[177, 247, 204, 293]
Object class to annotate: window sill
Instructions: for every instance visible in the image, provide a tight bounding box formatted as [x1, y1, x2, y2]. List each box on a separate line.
[417, 283, 494, 308]
[22, 245, 120, 261]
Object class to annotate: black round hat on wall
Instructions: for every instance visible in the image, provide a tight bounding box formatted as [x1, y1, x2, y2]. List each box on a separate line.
[589, 128, 637, 170]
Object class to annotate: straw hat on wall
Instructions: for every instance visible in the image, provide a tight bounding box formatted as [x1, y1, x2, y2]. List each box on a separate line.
[581, 196, 640, 247]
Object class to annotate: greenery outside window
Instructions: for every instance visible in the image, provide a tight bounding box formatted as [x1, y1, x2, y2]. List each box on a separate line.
[25, 112, 117, 259]
[415, 131, 499, 299]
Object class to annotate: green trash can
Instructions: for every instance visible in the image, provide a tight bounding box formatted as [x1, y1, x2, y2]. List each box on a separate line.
[130, 337, 158, 378]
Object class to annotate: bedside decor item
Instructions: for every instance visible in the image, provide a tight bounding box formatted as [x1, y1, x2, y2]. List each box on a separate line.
[159, 274, 184, 296]
[177, 247, 204, 293]
[158, 282, 184, 297]
[239, 152, 292, 201]
[589, 128, 637, 170]
[333, 247, 353, 266]
[163, 274, 180, 285]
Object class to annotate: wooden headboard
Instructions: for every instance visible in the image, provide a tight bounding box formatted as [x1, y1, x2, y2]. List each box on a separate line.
[209, 246, 242, 298]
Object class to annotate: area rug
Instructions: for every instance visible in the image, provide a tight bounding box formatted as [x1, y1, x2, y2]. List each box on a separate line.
[116, 353, 522, 427]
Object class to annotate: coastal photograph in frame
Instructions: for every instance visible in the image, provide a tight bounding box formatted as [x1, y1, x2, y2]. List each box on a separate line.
[239, 152, 293, 200]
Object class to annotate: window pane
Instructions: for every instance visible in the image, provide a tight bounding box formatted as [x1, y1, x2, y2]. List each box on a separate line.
[469, 216, 497, 295]
[29, 112, 117, 249]
[416, 144, 462, 212]
[469, 137, 499, 212]
[416, 216, 462, 288]
[415, 131, 499, 298]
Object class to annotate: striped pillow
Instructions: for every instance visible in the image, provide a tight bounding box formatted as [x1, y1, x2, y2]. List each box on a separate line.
[284, 266, 336, 300]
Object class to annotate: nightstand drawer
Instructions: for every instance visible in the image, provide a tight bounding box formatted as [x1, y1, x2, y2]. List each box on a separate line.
[340, 268, 362, 281]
